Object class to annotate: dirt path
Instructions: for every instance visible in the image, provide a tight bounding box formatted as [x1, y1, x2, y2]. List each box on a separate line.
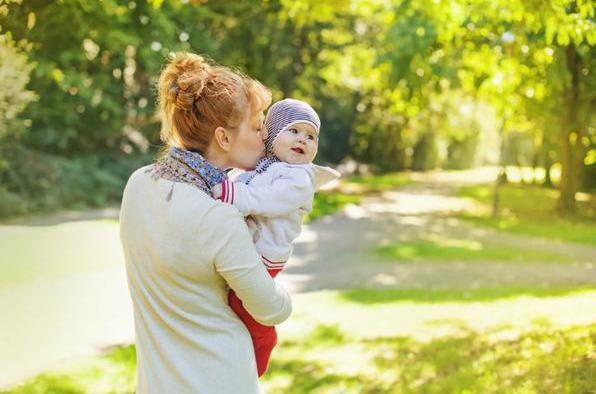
[0, 265, 134, 388]
[279, 175, 596, 293]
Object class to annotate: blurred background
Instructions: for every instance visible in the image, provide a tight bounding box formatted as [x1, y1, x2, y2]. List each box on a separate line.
[0, 0, 595, 393]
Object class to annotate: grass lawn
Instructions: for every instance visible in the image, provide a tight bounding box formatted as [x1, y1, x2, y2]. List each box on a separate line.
[340, 172, 412, 194]
[373, 238, 576, 263]
[307, 192, 361, 223]
[456, 184, 596, 245]
[5, 287, 596, 394]
[306, 172, 413, 222]
[0, 219, 123, 289]
[305, 172, 412, 222]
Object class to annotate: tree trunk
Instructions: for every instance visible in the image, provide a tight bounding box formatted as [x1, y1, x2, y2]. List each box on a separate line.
[492, 121, 507, 218]
[387, 127, 406, 171]
[557, 45, 580, 215]
[544, 156, 553, 188]
[532, 131, 541, 185]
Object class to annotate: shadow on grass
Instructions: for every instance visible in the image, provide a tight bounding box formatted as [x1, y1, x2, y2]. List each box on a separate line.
[2, 345, 135, 394]
[4, 323, 595, 394]
[369, 327, 596, 393]
[264, 322, 596, 394]
[339, 286, 596, 305]
[1, 375, 89, 394]
[280, 324, 346, 350]
[266, 358, 377, 393]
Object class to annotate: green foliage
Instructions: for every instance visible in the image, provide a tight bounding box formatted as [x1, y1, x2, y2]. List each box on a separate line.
[0, 32, 36, 140]
[1, 0, 220, 155]
[0, 146, 152, 218]
[0, 0, 594, 217]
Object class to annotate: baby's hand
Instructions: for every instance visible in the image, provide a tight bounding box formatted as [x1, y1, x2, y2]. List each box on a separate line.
[211, 183, 223, 200]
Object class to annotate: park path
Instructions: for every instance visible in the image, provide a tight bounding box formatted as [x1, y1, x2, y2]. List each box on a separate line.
[279, 171, 595, 293]
[0, 265, 134, 388]
[1, 169, 595, 388]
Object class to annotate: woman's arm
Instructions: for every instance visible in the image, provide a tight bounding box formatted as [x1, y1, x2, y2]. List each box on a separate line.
[200, 204, 292, 325]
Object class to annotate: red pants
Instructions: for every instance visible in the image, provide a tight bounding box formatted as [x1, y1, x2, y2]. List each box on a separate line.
[228, 262, 282, 377]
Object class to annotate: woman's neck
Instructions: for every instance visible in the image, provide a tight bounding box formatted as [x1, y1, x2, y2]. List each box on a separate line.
[203, 145, 230, 171]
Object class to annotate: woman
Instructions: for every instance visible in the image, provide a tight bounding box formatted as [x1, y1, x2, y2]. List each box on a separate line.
[119, 52, 292, 394]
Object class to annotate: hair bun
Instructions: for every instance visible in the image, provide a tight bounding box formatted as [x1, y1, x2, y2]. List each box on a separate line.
[167, 54, 212, 112]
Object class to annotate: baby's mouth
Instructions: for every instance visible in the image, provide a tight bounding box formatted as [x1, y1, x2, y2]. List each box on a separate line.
[291, 147, 304, 154]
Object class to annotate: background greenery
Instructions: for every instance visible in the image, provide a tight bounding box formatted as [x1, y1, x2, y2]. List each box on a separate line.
[0, 0, 594, 218]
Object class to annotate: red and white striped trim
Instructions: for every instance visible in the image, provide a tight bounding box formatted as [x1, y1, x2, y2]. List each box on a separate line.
[221, 180, 235, 204]
[261, 256, 286, 270]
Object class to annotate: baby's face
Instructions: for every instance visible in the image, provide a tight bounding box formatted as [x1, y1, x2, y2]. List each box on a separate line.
[272, 122, 318, 165]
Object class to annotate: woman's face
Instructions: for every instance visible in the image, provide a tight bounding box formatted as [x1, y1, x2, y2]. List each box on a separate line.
[228, 111, 267, 170]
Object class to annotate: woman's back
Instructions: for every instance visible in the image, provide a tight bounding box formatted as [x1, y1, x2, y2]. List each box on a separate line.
[120, 166, 288, 394]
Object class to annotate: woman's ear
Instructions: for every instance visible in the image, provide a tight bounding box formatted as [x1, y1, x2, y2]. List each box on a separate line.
[213, 126, 232, 152]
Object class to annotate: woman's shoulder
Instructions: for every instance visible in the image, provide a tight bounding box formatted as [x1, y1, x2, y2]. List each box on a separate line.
[126, 164, 153, 182]
[122, 165, 155, 198]
[124, 165, 216, 213]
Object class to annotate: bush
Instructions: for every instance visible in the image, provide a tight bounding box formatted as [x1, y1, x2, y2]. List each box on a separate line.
[0, 145, 153, 219]
[0, 186, 28, 217]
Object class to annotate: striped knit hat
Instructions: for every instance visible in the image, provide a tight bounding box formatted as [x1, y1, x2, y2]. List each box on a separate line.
[264, 98, 321, 154]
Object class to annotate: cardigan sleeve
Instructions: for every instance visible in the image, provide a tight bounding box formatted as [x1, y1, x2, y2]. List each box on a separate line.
[200, 204, 292, 326]
[219, 166, 314, 217]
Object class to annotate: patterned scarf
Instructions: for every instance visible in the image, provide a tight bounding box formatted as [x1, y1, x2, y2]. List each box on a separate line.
[244, 155, 280, 184]
[151, 147, 228, 198]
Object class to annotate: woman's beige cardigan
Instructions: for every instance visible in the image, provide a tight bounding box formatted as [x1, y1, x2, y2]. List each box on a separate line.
[119, 166, 292, 394]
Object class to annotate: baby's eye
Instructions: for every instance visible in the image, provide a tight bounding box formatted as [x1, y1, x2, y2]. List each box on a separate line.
[307, 134, 315, 140]
[289, 128, 298, 134]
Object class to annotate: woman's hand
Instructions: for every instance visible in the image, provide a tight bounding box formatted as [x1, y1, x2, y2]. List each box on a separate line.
[211, 183, 223, 200]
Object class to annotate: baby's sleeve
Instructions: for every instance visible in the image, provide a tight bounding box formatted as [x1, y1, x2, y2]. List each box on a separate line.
[221, 167, 314, 217]
[234, 170, 255, 184]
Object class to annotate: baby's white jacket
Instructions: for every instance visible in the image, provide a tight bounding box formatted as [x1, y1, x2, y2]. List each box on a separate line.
[220, 162, 340, 264]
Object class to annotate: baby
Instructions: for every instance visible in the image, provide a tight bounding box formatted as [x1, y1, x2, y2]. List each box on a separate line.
[212, 98, 339, 376]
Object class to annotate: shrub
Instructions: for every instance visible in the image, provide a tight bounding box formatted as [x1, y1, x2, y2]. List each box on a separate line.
[0, 145, 153, 219]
